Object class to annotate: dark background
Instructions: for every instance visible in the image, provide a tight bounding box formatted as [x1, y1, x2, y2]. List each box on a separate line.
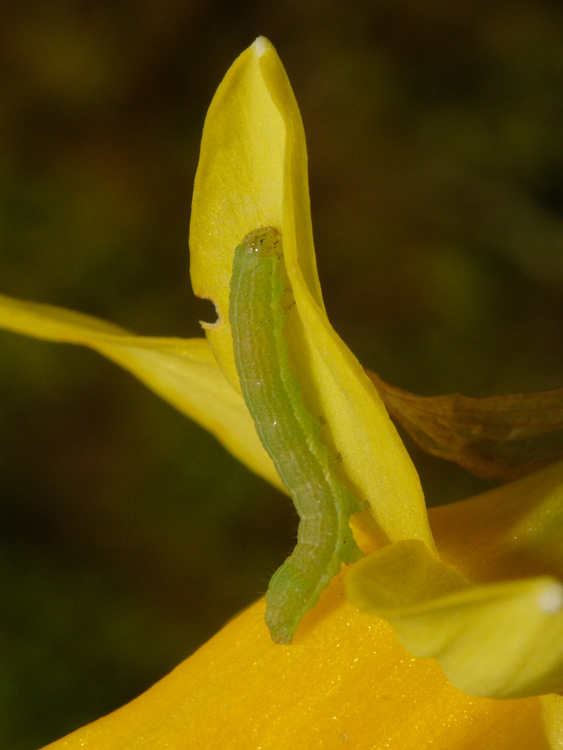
[0, 2, 561, 748]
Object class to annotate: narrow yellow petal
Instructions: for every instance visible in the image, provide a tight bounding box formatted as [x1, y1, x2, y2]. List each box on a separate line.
[40, 574, 549, 750]
[346, 538, 563, 699]
[190, 37, 432, 547]
[0, 292, 283, 491]
[190, 36, 287, 374]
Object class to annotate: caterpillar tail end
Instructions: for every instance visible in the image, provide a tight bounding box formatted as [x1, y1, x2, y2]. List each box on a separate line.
[264, 599, 300, 644]
[267, 623, 294, 645]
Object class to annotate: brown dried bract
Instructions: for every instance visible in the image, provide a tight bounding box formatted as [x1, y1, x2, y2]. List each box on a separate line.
[368, 371, 563, 481]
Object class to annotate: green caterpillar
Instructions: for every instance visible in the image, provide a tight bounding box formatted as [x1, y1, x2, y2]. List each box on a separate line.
[229, 226, 364, 644]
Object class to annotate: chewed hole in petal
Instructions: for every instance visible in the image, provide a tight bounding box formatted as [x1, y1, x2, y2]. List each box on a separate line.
[195, 296, 220, 329]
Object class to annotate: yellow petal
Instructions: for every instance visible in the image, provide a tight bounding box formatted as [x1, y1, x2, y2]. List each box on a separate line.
[40, 574, 550, 750]
[430, 458, 563, 583]
[190, 37, 432, 548]
[541, 694, 563, 749]
[346, 538, 563, 699]
[0, 292, 283, 491]
[190, 36, 288, 353]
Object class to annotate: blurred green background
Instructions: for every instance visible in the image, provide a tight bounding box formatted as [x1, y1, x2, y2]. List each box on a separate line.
[0, 2, 562, 747]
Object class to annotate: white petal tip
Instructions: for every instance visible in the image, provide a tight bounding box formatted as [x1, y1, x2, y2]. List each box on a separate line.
[252, 36, 270, 58]
[538, 582, 563, 614]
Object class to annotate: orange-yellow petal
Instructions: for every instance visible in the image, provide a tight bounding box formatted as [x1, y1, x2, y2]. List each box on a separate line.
[40, 574, 550, 750]
[346, 463, 563, 701]
[346, 538, 563, 699]
[541, 694, 563, 749]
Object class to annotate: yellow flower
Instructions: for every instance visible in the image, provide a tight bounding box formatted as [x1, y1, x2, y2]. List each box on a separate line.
[1, 37, 562, 749]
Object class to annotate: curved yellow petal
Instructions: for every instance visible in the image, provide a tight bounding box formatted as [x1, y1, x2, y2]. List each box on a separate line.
[346, 539, 563, 699]
[40, 574, 550, 750]
[0, 292, 283, 491]
[190, 37, 432, 548]
[190, 37, 287, 374]
[430, 459, 563, 583]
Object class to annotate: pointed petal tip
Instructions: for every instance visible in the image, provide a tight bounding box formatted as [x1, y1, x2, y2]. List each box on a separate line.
[538, 581, 563, 615]
[251, 36, 273, 57]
